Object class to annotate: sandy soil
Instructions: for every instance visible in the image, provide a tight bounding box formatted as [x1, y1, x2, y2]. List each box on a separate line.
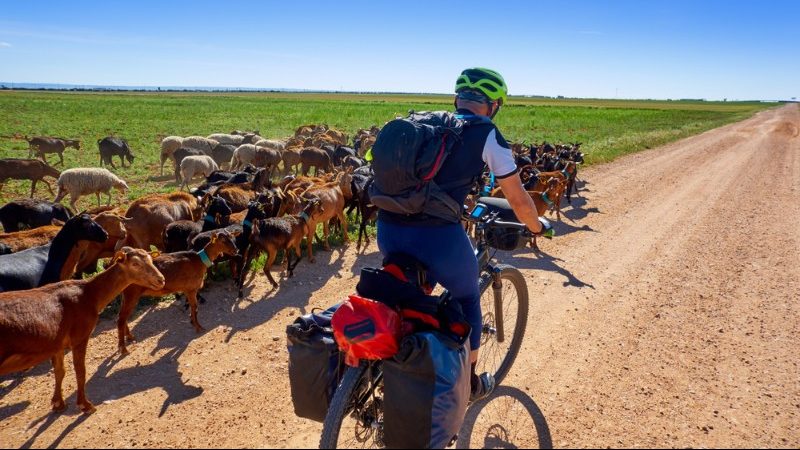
[1, 104, 798, 449]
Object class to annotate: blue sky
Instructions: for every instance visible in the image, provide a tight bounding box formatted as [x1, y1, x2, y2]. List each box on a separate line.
[0, 0, 797, 100]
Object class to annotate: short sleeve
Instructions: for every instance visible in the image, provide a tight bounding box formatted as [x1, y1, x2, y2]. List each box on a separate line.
[481, 128, 518, 178]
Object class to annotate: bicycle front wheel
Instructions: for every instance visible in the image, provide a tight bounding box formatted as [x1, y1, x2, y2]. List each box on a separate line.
[319, 363, 383, 449]
[477, 264, 529, 386]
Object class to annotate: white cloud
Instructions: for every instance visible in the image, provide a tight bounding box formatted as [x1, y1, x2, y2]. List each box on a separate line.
[0, 42, 11, 48]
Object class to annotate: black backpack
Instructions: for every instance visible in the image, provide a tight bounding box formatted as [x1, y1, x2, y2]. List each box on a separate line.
[368, 111, 490, 223]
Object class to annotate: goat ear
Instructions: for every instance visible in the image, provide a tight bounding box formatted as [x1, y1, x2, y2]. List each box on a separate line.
[210, 234, 219, 244]
[111, 251, 127, 265]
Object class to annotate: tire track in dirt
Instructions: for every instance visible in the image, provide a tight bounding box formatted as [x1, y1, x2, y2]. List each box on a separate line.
[1, 105, 798, 449]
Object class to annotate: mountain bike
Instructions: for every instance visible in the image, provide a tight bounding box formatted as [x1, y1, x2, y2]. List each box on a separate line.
[320, 199, 531, 449]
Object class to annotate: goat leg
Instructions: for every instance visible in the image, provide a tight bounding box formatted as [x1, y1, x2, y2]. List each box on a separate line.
[338, 212, 349, 243]
[117, 292, 140, 355]
[42, 179, 55, 196]
[322, 221, 332, 251]
[186, 291, 205, 333]
[306, 229, 316, 264]
[264, 251, 279, 288]
[237, 249, 257, 298]
[73, 340, 96, 414]
[287, 245, 303, 278]
[51, 352, 67, 412]
[29, 179, 37, 198]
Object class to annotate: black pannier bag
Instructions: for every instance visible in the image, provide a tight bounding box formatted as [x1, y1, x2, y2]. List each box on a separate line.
[286, 304, 343, 422]
[476, 196, 528, 251]
[382, 331, 471, 449]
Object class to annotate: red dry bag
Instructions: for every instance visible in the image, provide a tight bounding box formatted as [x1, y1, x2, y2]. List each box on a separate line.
[332, 295, 402, 367]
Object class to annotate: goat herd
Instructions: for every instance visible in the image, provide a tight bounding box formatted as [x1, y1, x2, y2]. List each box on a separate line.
[0, 123, 585, 415]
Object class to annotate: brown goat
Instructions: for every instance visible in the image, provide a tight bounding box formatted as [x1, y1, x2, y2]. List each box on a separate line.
[491, 177, 561, 251]
[0, 211, 126, 256]
[214, 168, 272, 213]
[322, 129, 348, 146]
[281, 147, 302, 175]
[0, 158, 61, 198]
[286, 171, 352, 262]
[117, 231, 238, 354]
[529, 171, 569, 221]
[118, 192, 201, 251]
[253, 146, 283, 175]
[74, 212, 129, 274]
[300, 147, 332, 176]
[239, 198, 322, 293]
[27, 137, 80, 166]
[0, 225, 60, 252]
[0, 247, 165, 413]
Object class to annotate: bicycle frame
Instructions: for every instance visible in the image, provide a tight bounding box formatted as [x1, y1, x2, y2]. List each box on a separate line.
[474, 216, 509, 344]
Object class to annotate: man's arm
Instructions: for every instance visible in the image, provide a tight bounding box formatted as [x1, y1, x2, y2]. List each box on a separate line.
[482, 128, 543, 233]
[496, 174, 543, 234]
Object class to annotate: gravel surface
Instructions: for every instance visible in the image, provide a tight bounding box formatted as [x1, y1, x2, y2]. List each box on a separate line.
[1, 104, 798, 449]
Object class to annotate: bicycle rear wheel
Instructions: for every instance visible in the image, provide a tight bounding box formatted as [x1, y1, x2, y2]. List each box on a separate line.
[319, 363, 383, 449]
[477, 264, 529, 386]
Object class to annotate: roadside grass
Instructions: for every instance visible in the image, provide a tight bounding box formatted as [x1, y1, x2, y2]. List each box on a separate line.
[0, 91, 773, 202]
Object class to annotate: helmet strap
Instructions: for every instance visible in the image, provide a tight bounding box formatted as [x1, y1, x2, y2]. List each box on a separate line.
[489, 102, 501, 119]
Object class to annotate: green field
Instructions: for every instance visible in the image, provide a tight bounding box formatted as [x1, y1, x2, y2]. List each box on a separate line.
[0, 90, 775, 203]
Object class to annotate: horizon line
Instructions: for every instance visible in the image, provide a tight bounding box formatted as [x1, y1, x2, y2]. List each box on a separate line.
[0, 81, 788, 103]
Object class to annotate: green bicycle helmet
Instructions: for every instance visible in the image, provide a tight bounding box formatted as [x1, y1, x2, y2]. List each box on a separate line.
[455, 67, 508, 105]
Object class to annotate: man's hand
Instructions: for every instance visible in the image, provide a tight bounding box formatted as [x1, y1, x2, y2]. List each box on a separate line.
[536, 217, 555, 239]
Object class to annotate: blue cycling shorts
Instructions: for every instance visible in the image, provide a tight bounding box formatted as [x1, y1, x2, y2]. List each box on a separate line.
[376, 220, 482, 350]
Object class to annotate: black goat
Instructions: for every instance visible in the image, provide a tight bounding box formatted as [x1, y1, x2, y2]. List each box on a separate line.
[0, 243, 12, 255]
[98, 137, 135, 169]
[162, 196, 233, 252]
[0, 199, 73, 232]
[193, 193, 282, 281]
[333, 146, 357, 167]
[355, 177, 377, 251]
[0, 214, 108, 293]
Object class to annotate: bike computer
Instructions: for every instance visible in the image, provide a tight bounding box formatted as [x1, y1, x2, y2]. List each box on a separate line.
[470, 204, 487, 219]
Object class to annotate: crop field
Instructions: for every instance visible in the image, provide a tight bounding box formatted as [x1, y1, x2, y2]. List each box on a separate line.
[0, 91, 774, 203]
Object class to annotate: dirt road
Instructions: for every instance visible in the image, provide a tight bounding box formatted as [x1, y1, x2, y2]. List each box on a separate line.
[1, 104, 798, 448]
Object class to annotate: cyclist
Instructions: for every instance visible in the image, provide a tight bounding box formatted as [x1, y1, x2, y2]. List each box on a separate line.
[376, 67, 551, 402]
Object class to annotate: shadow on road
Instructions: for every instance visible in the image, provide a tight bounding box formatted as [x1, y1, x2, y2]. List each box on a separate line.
[502, 250, 596, 290]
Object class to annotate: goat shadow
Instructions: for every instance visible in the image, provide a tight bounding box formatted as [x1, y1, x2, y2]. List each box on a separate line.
[231, 242, 354, 341]
[80, 242, 353, 399]
[0, 360, 54, 402]
[18, 408, 90, 449]
[457, 386, 553, 449]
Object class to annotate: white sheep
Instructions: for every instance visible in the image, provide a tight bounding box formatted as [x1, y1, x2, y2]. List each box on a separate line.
[255, 139, 287, 151]
[54, 168, 129, 210]
[180, 155, 219, 191]
[230, 144, 258, 170]
[181, 136, 219, 155]
[207, 133, 245, 146]
[160, 136, 183, 176]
